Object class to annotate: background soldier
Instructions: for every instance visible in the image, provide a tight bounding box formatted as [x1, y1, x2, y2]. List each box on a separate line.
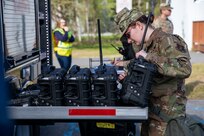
[114, 8, 191, 136]
[153, 3, 174, 34]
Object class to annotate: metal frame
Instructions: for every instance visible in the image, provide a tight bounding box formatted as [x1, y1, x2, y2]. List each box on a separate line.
[0, 0, 5, 74]
[8, 106, 148, 121]
[38, 0, 53, 66]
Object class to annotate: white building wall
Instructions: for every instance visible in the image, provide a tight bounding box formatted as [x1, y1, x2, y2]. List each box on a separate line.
[171, 0, 204, 50]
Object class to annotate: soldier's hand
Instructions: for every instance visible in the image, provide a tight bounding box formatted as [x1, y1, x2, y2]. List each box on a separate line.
[135, 50, 147, 58]
[118, 72, 127, 81]
[112, 58, 124, 67]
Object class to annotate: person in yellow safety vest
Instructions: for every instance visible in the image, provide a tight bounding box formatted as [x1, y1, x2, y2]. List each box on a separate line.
[53, 18, 75, 72]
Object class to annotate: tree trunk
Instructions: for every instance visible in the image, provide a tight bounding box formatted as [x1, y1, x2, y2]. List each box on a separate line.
[75, 0, 81, 41]
[85, 0, 90, 37]
[76, 16, 81, 42]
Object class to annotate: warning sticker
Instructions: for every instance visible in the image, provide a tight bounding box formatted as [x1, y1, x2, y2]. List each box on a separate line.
[96, 122, 115, 129]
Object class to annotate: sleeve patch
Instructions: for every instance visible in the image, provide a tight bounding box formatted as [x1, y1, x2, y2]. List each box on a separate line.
[176, 43, 187, 53]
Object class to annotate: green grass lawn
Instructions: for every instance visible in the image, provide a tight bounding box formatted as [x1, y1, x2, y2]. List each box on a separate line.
[73, 46, 122, 58]
[185, 63, 204, 99]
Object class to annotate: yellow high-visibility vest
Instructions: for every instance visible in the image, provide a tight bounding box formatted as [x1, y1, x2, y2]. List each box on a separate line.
[53, 28, 73, 56]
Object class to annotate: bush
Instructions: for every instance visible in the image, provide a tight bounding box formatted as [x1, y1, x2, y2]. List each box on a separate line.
[73, 34, 122, 49]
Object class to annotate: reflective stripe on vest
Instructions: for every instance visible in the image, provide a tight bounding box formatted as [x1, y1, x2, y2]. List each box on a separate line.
[53, 28, 73, 56]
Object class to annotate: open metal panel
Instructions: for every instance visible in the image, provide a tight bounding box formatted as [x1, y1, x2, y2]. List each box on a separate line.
[2, 0, 40, 71]
[2, 0, 53, 72]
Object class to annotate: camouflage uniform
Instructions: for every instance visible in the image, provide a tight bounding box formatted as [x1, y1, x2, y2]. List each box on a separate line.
[153, 16, 174, 34]
[114, 8, 192, 136]
[141, 28, 191, 136]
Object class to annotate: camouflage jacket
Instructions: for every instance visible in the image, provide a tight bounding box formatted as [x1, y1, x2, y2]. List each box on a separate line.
[153, 16, 174, 34]
[144, 28, 192, 121]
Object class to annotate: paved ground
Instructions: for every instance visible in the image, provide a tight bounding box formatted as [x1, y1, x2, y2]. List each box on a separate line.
[189, 51, 204, 64]
[187, 100, 204, 123]
[53, 51, 204, 68]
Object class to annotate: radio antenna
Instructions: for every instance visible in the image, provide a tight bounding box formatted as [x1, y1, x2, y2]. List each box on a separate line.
[97, 19, 103, 65]
[140, 12, 153, 51]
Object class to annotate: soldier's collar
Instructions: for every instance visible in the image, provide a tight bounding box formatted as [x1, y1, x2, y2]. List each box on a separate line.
[144, 28, 164, 49]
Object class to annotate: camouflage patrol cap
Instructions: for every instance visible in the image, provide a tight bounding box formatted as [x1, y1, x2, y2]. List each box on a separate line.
[114, 7, 144, 36]
[160, 3, 173, 9]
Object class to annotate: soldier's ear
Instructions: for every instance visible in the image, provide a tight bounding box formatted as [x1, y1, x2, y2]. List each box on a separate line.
[136, 22, 143, 30]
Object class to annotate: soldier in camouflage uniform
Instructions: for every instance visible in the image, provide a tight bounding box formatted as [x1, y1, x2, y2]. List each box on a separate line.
[114, 8, 192, 136]
[153, 3, 174, 34]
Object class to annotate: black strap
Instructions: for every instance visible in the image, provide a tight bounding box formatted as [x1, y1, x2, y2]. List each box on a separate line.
[140, 12, 153, 51]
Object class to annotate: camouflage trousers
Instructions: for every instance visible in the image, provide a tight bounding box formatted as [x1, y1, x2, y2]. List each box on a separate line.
[141, 118, 167, 136]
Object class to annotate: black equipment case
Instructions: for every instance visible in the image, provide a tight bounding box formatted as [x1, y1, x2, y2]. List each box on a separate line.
[37, 68, 67, 106]
[64, 65, 92, 106]
[91, 64, 118, 106]
[80, 64, 136, 136]
[121, 58, 157, 107]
